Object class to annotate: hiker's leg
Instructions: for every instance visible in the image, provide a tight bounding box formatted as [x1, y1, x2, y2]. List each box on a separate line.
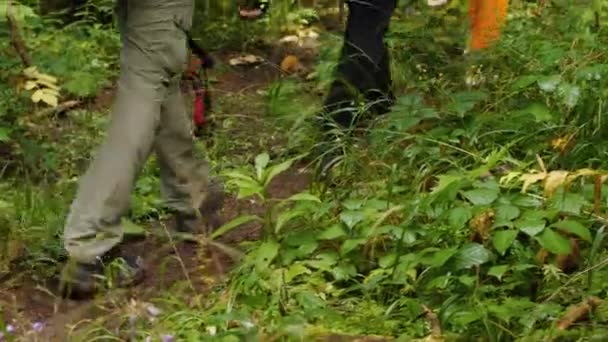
[63, 0, 191, 264]
[322, 0, 397, 128]
[153, 0, 224, 232]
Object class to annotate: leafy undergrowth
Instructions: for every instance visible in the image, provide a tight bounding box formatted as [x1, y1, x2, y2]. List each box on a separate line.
[3, 1, 608, 341]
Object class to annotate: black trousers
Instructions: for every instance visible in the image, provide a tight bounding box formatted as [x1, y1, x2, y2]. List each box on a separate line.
[322, 0, 397, 129]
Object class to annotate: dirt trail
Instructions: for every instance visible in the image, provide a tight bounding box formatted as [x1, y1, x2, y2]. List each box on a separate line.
[0, 48, 314, 341]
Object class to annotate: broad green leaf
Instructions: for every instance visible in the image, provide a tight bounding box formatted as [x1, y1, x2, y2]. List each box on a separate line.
[340, 239, 366, 255]
[552, 220, 591, 242]
[295, 291, 325, 310]
[537, 75, 561, 92]
[515, 219, 546, 237]
[548, 192, 585, 215]
[332, 262, 357, 281]
[421, 247, 458, 268]
[496, 205, 521, 222]
[462, 188, 499, 205]
[286, 192, 321, 203]
[318, 224, 346, 240]
[536, 228, 571, 255]
[339, 210, 365, 229]
[228, 179, 263, 199]
[557, 83, 581, 109]
[511, 75, 540, 90]
[263, 156, 298, 187]
[275, 208, 307, 233]
[448, 90, 488, 117]
[488, 265, 509, 281]
[379, 253, 397, 269]
[448, 207, 472, 229]
[255, 153, 270, 180]
[255, 240, 279, 271]
[212, 215, 260, 239]
[285, 263, 311, 282]
[122, 218, 146, 236]
[0, 127, 10, 142]
[453, 243, 491, 270]
[305, 252, 338, 270]
[492, 230, 518, 255]
[526, 102, 553, 122]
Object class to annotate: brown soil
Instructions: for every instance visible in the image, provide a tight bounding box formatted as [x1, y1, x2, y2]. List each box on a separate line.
[0, 47, 314, 341]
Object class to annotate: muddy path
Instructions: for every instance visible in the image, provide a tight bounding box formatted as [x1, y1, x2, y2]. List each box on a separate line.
[0, 46, 315, 341]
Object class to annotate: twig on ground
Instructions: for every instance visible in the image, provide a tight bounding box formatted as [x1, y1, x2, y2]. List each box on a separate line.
[422, 305, 442, 337]
[34, 100, 81, 117]
[556, 296, 603, 330]
[6, 0, 32, 67]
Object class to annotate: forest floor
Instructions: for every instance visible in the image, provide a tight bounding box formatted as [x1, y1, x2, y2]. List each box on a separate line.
[0, 40, 387, 341]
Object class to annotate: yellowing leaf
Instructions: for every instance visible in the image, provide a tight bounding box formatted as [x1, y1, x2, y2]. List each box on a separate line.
[499, 171, 522, 185]
[22, 66, 39, 78]
[543, 170, 569, 197]
[36, 78, 60, 91]
[39, 91, 59, 107]
[31, 89, 44, 103]
[520, 171, 547, 193]
[24, 80, 37, 90]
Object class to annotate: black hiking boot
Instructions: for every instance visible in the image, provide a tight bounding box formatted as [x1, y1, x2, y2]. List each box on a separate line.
[175, 177, 225, 233]
[59, 254, 145, 300]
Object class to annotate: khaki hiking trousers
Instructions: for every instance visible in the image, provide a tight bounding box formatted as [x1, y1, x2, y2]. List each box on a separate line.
[63, 0, 209, 264]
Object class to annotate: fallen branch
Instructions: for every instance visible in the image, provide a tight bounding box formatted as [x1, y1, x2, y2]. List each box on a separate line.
[6, 0, 32, 67]
[556, 296, 603, 330]
[34, 100, 81, 117]
[422, 305, 442, 337]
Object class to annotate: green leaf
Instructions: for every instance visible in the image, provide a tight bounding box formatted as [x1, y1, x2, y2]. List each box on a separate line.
[496, 205, 521, 222]
[305, 252, 338, 271]
[488, 265, 509, 281]
[448, 207, 472, 229]
[340, 239, 366, 255]
[275, 208, 307, 233]
[515, 219, 546, 237]
[262, 157, 298, 187]
[448, 90, 488, 117]
[537, 75, 561, 92]
[549, 192, 585, 215]
[492, 230, 518, 255]
[255, 153, 270, 180]
[421, 247, 458, 268]
[453, 243, 491, 270]
[255, 240, 280, 271]
[462, 188, 499, 205]
[557, 83, 581, 109]
[285, 263, 311, 282]
[286, 192, 321, 203]
[121, 218, 146, 236]
[536, 228, 572, 255]
[511, 75, 541, 90]
[212, 215, 260, 239]
[318, 224, 346, 240]
[339, 210, 365, 229]
[332, 262, 357, 281]
[552, 220, 591, 242]
[0, 127, 10, 142]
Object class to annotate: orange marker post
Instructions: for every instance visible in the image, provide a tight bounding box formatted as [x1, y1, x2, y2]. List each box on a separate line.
[468, 0, 509, 50]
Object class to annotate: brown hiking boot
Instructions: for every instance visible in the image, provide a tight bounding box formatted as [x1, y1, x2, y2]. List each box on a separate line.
[175, 177, 225, 233]
[59, 254, 145, 300]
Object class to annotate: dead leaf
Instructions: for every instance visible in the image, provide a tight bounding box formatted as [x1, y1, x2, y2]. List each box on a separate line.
[280, 55, 304, 74]
[469, 209, 495, 242]
[555, 238, 580, 273]
[229, 54, 264, 66]
[556, 297, 603, 330]
[543, 170, 569, 197]
[520, 171, 547, 193]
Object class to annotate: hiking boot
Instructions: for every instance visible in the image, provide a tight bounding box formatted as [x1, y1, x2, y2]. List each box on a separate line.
[59, 254, 145, 300]
[175, 177, 225, 233]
